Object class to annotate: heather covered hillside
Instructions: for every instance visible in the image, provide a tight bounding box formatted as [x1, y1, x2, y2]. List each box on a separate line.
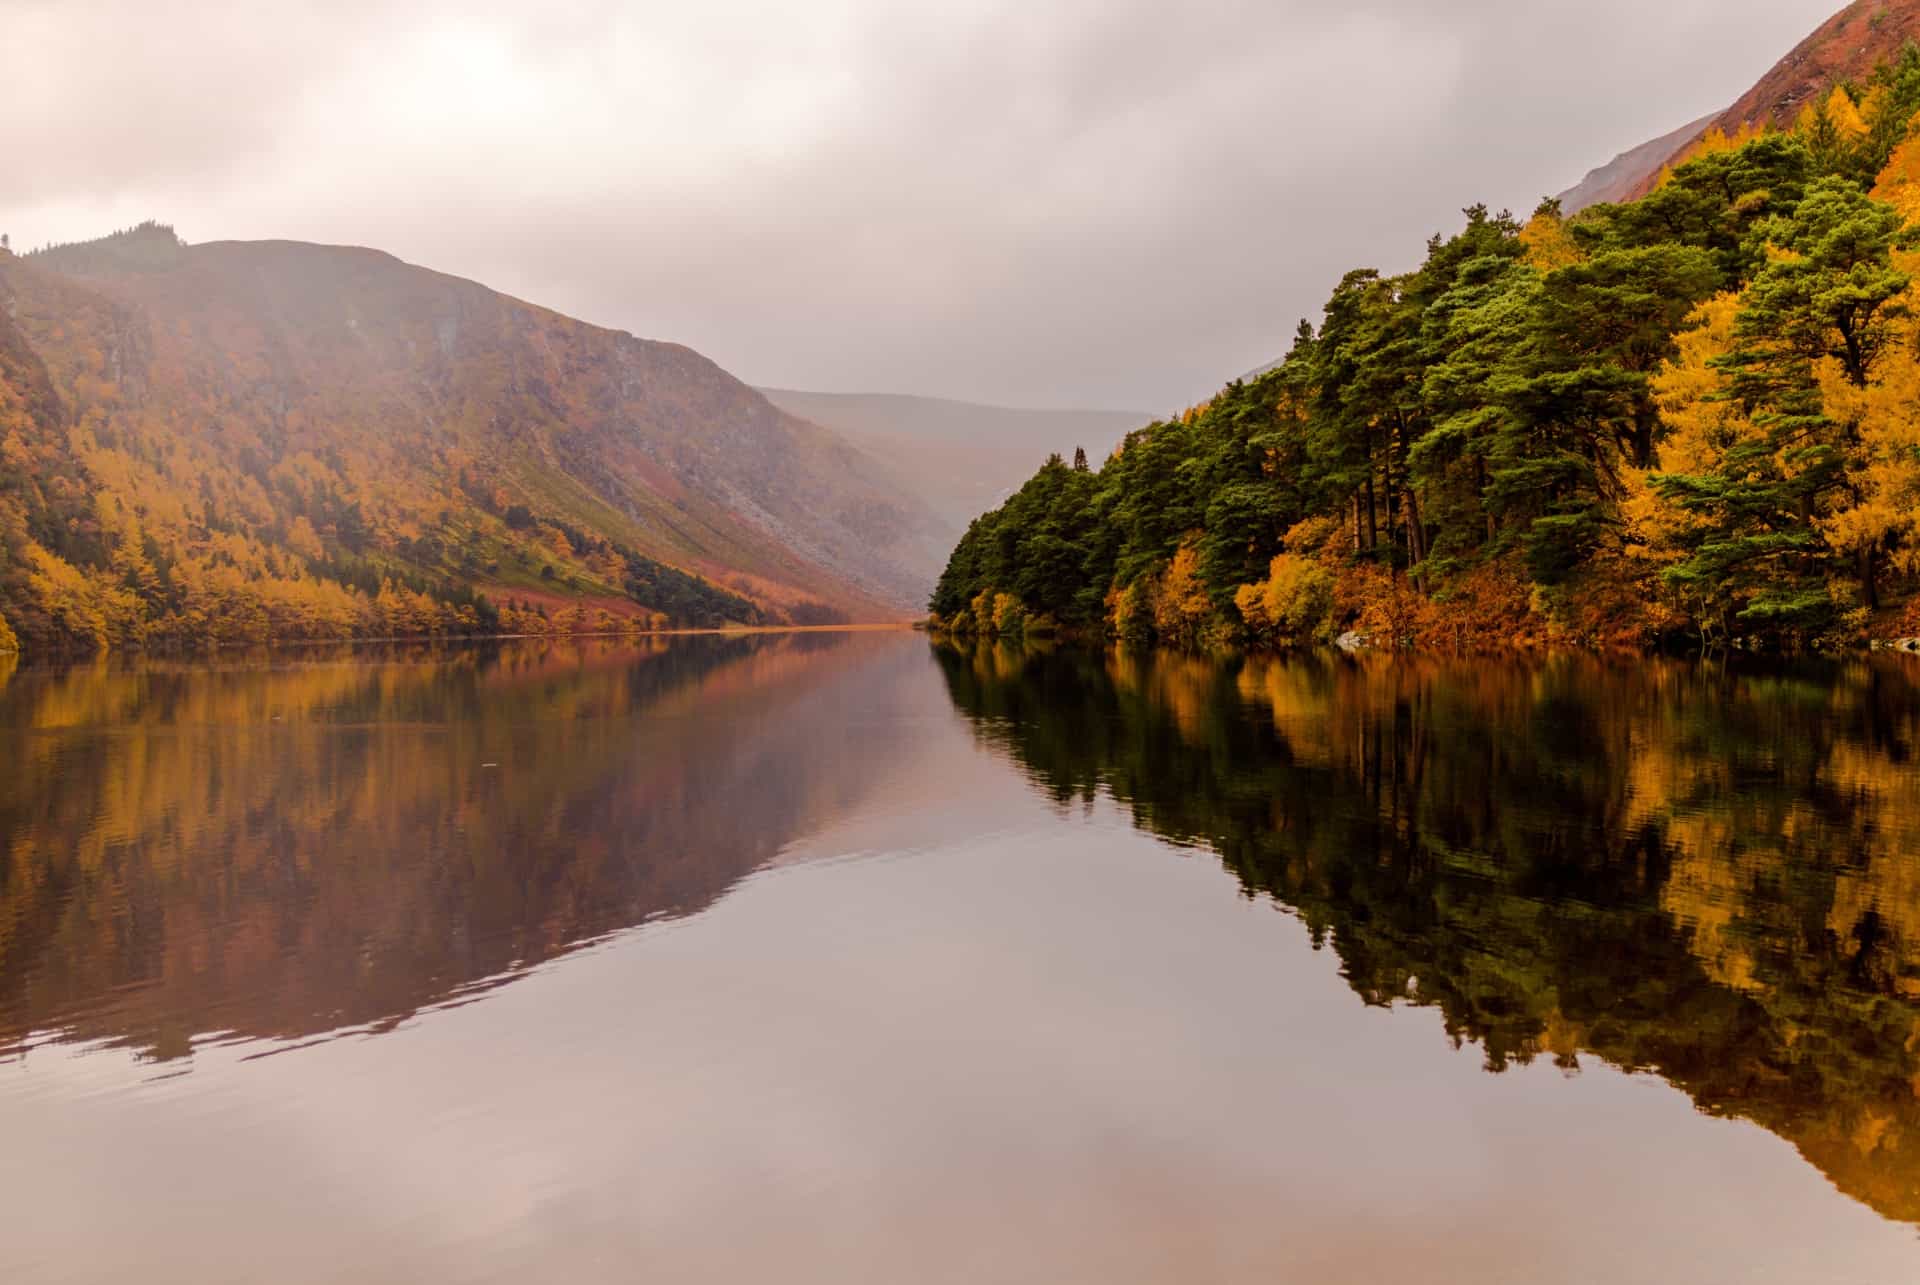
[0, 225, 946, 653]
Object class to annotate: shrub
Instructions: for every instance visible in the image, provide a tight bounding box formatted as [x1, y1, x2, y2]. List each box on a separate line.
[1237, 553, 1335, 646]
[1107, 580, 1153, 645]
[992, 592, 1026, 635]
[1150, 543, 1215, 646]
[970, 589, 998, 635]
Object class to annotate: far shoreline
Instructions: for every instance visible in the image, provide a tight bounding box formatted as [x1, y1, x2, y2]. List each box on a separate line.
[0, 621, 924, 667]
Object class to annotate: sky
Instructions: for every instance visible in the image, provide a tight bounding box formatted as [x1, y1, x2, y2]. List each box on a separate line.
[0, 0, 1848, 412]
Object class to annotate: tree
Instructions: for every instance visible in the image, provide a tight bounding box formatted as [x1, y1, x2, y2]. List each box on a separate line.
[1575, 134, 1811, 288]
[1728, 177, 1912, 394]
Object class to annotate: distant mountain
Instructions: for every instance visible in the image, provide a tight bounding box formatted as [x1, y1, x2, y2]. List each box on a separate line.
[759, 388, 1145, 532]
[1560, 0, 1920, 212]
[1558, 113, 1718, 213]
[0, 224, 946, 652]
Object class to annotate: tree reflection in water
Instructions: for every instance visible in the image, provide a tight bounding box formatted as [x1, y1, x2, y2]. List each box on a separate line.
[936, 640, 1920, 1225]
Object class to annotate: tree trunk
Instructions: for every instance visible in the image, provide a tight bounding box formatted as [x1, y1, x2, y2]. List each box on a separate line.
[1406, 487, 1427, 571]
[1475, 457, 1494, 544]
[1364, 471, 1378, 553]
[1383, 450, 1400, 561]
[1862, 545, 1881, 611]
[1631, 403, 1656, 470]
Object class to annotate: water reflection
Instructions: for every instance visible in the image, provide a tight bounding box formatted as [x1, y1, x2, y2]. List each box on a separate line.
[935, 640, 1920, 1226]
[0, 632, 913, 1063]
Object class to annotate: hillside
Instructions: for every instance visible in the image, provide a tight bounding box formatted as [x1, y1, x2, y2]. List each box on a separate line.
[759, 389, 1144, 531]
[1558, 112, 1717, 213]
[1561, 0, 1920, 211]
[0, 225, 946, 653]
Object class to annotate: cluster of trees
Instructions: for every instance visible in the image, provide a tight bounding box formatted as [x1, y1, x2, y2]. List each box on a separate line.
[935, 56, 1920, 651]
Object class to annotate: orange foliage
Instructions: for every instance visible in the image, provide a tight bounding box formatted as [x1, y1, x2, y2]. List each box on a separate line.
[1150, 542, 1216, 646]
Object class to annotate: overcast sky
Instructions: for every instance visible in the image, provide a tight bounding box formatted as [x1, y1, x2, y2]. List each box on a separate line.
[0, 0, 1845, 411]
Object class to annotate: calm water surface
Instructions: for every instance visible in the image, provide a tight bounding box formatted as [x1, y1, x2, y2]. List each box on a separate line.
[3, 632, 1920, 1283]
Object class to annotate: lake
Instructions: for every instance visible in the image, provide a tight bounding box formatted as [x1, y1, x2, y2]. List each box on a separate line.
[3, 632, 1919, 1283]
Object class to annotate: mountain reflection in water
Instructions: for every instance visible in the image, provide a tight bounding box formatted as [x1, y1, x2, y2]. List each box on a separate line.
[935, 640, 1920, 1226]
[0, 633, 915, 1062]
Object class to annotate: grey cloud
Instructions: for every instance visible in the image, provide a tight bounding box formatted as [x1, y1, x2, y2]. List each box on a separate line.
[0, 0, 1844, 409]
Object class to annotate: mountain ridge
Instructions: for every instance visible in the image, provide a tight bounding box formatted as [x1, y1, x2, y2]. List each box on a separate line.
[1560, 0, 1920, 211]
[1558, 112, 1719, 213]
[0, 224, 944, 653]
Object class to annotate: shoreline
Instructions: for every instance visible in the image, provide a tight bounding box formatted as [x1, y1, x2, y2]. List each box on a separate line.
[926, 627, 1920, 660]
[0, 621, 923, 667]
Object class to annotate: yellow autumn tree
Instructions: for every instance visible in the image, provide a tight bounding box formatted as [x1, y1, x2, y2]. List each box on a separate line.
[1629, 295, 1739, 552]
[23, 544, 113, 650]
[1796, 87, 1871, 175]
[1872, 130, 1920, 227]
[1519, 204, 1583, 272]
[98, 496, 161, 601]
[1818, 326, 1920, 584]
[1235, 553, 1335, 645]
[1825, 86, 1870, 141]
[1151, 542, 1215, 645]
[1626, 294, 1760, 628]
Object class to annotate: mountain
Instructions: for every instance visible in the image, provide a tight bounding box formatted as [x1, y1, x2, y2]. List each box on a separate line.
[1560, 0, 1920, 212]
[759, 388, 1144, 531]
[0, 224, 946, 652]
[1558, 112, 1718, 213]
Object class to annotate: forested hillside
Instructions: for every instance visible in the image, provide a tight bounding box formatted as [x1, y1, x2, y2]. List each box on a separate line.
[0, 227, 942, 656]
[935, 51, 1920, 652]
